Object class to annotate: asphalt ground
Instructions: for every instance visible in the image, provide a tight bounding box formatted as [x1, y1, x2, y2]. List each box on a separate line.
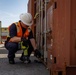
[0, 44, 50, 75]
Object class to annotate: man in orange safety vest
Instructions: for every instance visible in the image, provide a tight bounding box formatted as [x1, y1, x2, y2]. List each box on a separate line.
[5, 13, 41, 64]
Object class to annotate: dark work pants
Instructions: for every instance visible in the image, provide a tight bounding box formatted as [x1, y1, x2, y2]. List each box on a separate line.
[5, 41, 34, 59]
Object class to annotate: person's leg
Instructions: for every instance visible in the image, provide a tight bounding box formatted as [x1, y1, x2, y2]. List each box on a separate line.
[5, 42, 18, 64]
[28, 43, 34, 57]
[20, 40, 34, 63]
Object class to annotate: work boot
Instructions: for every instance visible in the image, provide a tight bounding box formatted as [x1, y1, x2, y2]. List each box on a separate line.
[9, 58, 15, 64]
[20, 53, 24, 61]
[20, 56, 31, 63]
[19, 57, 24, 62]
[24, 59, 31, 64]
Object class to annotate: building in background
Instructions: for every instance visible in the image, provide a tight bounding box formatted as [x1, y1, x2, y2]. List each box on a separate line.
[1, 27, 8, 42]
[0, 21, 8, 43]
[0, 21, 2, 44]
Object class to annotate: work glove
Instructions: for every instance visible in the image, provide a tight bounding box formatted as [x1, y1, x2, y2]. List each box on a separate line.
[7, 37, 11, 41]
[4, 37, 11, 48]
[21, 37, 29, 46]
[34, 49, 41, 58]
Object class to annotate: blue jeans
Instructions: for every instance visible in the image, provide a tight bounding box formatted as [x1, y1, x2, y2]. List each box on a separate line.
[5, 41, 34, 59]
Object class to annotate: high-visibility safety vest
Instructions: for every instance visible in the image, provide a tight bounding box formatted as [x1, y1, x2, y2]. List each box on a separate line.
[8, 22, 31, 38]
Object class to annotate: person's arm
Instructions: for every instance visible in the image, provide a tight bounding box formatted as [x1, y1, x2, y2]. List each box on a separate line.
[9, 36, 21, 42]
[28, 30, 41, 58]
[28, 30, 37, 50]
[30, 38, 41, 58]
[30, 38, 37, 50]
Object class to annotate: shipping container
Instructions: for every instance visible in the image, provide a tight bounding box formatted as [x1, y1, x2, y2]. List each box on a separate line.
[28, 0, 76, 75]
[47, 0, 76, 75]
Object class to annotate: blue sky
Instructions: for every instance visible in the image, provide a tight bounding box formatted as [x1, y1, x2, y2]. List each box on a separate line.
[0, 0, 28, 27]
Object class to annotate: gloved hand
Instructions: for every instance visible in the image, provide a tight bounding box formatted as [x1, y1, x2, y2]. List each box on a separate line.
[5, 37, 11, 47]
[34, 49, 41, 58]
[7, 37, 11, 41]
[21, 37, 29, 46]
[21, 37, 27, 42]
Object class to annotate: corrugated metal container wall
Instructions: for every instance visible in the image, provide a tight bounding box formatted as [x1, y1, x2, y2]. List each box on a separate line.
[47, 0, 76, 74]
[28, 0, 35, 35]
[52, 0, 70, 69]
[47, 2, 54, 70]
[28, 0, 76, 74]
[70, 0, 76, 65]
[66, 0, 76, 75]
[47, 0, 70, 73]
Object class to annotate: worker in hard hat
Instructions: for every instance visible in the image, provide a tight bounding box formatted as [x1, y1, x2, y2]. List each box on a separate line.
[5, 13, 41, 64]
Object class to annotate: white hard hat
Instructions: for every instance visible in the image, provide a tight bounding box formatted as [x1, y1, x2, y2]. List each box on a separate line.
[20, 13, 33, 26]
